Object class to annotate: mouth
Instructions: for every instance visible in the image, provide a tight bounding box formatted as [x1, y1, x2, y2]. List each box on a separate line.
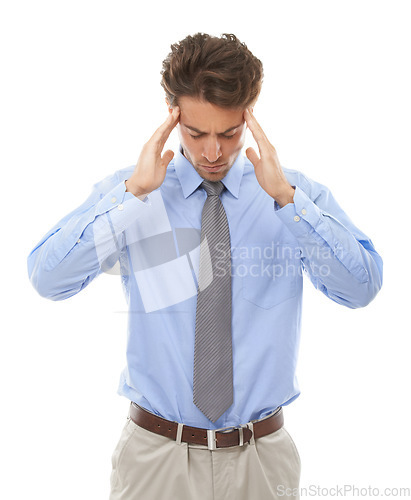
[199, 163, 226, 172]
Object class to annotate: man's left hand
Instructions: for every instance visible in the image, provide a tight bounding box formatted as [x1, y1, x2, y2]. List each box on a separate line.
[244, 108, 295, 208]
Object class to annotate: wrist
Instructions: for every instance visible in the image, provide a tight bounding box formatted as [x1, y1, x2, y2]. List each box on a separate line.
[125, 179, 150, 200]
[273, 185, 295, 208]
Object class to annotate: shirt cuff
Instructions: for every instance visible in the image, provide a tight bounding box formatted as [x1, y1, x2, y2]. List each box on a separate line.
[274, 186, 321, 237]
[95, 180, 150, 216]
[92, 180, 151, 238]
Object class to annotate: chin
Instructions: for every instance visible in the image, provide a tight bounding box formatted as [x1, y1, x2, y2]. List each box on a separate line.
[197, 169, 228, 182]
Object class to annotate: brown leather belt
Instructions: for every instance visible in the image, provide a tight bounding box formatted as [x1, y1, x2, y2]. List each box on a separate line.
[129, 403, 284, 450]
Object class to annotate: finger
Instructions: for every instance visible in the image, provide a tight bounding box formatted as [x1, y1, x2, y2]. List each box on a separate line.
[244, 108, 270, 153]
[245, 147, 260, 167]
[148, 107, 180, 149]
[244, 108, 265, 137]
[160, 149, 174, 169]
[157, 107, 180, 147]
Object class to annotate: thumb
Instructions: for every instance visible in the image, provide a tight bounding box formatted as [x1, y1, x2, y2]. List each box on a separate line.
[246, 147, 260, 167]
[161, 149, 174, 168]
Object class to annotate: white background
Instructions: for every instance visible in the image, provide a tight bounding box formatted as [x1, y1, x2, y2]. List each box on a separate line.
[1, 0, 410, 498]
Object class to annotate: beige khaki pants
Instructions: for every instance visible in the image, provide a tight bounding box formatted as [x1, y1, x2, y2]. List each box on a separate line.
[109, 412, 301, 500]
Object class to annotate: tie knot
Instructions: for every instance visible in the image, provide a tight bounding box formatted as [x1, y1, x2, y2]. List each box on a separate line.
[201, 180, 225, 197]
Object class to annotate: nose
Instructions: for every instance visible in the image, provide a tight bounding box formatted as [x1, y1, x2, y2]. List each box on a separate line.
[202, 137, 222, 163]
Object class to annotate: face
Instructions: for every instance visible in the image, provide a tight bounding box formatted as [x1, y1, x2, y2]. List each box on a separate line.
[171, 96, 248, 182]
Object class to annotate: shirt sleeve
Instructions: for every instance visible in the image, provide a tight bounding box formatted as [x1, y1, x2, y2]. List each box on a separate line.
[274, 171, 383, 308]
[27, 169, 151, 300]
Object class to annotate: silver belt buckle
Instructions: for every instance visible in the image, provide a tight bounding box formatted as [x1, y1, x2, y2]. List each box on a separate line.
[207, 429, 217, 450]
[207, 424, 251, 450]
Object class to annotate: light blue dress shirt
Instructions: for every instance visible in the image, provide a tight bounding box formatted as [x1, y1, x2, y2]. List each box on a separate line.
[27, 147, 383, 430]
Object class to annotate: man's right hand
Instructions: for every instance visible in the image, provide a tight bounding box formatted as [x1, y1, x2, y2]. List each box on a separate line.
[125, 106, 180, 198]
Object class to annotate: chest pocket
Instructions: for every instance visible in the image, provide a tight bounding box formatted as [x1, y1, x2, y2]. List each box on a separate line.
[240, 244, 301, 309]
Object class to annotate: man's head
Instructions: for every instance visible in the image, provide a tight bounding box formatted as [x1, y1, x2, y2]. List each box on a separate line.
[160, 33, 263, 181]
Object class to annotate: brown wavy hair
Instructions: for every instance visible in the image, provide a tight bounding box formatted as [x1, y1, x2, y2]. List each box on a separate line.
[160, 33, 263, 110]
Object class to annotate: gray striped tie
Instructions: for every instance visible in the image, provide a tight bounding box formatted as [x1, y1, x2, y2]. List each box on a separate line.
[193, 180, 233, 422]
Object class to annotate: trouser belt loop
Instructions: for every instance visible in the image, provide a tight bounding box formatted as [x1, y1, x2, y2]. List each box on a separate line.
[176, 423, 184, 445]
[246, 421, 255, 446]
[238, 425, 244, 446]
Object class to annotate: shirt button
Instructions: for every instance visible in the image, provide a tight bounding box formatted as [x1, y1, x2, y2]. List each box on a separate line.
[118, 204, 124, 211]
[301, 209, 307, 215]
[294, 215, 301, 222]
[111, 196, 117, 204]
[77, 239, 81, 244]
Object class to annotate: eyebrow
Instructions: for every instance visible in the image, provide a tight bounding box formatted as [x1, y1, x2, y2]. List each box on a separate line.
[182, 123, 243, 135]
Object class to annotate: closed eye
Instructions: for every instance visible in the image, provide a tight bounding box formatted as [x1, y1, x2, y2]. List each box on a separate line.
[189, 133, 236, 140]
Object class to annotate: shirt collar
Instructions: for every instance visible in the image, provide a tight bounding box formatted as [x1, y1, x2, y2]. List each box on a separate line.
[174, 146, 244, 199]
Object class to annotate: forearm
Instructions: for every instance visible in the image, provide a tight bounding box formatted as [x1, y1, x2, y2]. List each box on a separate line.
[275, 185, 383, 308]
[296, 219, 382, 308]
[28, 212, 120, 300]
[28, 178, 150, 300]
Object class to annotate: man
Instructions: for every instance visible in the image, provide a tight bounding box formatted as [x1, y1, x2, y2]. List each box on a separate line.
[27, 33, 383, 499]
